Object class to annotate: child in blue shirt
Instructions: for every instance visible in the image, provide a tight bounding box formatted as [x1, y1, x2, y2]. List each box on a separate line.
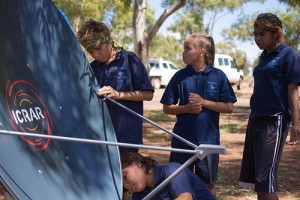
[160, 34, 236, 196]
[239, 13, 300, 200]
[121, 152, 216, 200]
[77, 19, 154, 152]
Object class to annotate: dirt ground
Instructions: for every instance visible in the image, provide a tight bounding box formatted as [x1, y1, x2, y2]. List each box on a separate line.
[141, 77, 300, 200]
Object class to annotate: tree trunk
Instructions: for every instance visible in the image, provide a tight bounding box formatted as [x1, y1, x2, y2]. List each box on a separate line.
[133, 0, 187, 72]
[133, 0, 149, 71]
[73, 16, 81, 33]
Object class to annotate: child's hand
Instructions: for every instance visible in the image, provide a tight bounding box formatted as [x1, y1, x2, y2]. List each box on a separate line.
[97, 86, 120, 101]
[186, 103, 202, 114]
[189, 93, 202, 105]
[286, 126, 300, 145]
[188, 93, 202, 114]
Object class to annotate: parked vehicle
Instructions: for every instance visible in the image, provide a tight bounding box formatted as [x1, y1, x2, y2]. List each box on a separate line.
[214, 53, 244, 90]
[149, 58, 179, 89]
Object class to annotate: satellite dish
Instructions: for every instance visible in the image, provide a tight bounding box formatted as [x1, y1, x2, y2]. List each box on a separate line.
[0, 0, 122, 199]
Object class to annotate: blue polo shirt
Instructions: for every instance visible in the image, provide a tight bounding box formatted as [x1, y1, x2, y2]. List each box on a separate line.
[132, 163, 216, 200]
[250, 44, 300, 118]
[161, 65, 236, 145]
[91, 49, 153, 144]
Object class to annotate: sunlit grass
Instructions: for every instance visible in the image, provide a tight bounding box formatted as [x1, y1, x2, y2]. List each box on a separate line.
[144, 110, 175, 121]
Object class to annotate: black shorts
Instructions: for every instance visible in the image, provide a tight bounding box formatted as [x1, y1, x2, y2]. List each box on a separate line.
[239, 114, 290, 193]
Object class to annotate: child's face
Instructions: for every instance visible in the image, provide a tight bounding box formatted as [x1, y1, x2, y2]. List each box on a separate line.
[88, 43, 111, 63]
[122, 162, 149, 193]
[254, 30, 278, 52]
[182, 38, 201, 66]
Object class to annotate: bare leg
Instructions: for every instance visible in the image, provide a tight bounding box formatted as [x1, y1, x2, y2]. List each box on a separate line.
[207, 184, 216, 196]
[257, 192, 279, 200]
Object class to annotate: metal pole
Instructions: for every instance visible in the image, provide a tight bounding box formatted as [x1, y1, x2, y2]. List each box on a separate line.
[142, 154, 200, 200]
[0, 129, 200, 154]
[0, 130, 225, 155]
[102, 95, 197, 149]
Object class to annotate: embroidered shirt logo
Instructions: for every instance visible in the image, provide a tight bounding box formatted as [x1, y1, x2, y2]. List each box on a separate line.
[160, 191, 171, 200]
[267, 56, 280, 68]
[115, 66, 127, 82]
[206, 81, 218, 95]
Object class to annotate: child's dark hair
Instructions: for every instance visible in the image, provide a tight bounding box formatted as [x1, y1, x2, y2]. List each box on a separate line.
[187, 34, 215, 66]
[121, 152, 157, 174]
[254, 13, 284, 43]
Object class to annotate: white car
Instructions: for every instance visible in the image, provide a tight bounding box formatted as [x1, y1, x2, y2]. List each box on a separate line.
[149, 58, 179, 89]
[214, 53, 244, 90]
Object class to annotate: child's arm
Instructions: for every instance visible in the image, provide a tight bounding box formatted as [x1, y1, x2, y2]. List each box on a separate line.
[175, 192, 193, 200]
[202, 99, 233, 113]
[163, 103, 202, 115]
[287, 83, 300, 143]
[98, 86, 153, 101]
[189, 93, 233, 114]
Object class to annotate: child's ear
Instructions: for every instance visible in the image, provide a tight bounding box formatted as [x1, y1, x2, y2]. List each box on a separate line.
[274, 31, 280, 40]
[137, 161, 142, 168]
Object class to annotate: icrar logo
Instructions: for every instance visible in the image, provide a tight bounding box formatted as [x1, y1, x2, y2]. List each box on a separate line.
[6, 80, 52, 151]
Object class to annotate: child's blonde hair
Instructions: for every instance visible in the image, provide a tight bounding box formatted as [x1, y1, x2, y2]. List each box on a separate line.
[76, 19, 112, 53]
[187, 34, 215, 66]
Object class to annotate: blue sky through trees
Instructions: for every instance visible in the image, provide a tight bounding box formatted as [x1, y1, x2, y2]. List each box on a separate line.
[148, 0, 287, 63]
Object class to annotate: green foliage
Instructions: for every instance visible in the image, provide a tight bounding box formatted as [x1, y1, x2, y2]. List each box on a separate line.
[232, 50, 248, 75]
[164, 0, 268, 73]
[149, 34, 184, 67]
[146, 7, 156, 33]
[222, 15, 256, 42]
[168, 0, 207, 37]
[168, 0, 265, 38]
[280, 8, 300, 51]
[54, 0, 300, 73]
[168, 12, 206, 39]
[144, 110, 174, 121]
[110, 1, 134, 50]
[279, 0, 300, 8]
[215, 41, 237, 54]
[220, 0, 300, 71]
[222, 5, 300, 52]
[54, 0, 114, 31]
[120, 0, 132, 7]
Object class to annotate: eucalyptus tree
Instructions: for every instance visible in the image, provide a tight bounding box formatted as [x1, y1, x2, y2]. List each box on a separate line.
[131, 0, 187, 70]
[58, 0, 187, 70]
[149, 34, 183, 67]
[279, 0, 300, 8]
[54, 0, 114, 32]
[222, 1, 300, 73]
[280, 9, 300, 51]
[223, 8, 300, 51]
[166, 0, 266, 71]
[55, 0, 276, 73]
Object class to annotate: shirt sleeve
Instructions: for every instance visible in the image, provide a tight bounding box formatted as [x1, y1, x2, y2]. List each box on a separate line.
[218, 71, 237, 103]
[284, 49, 300, 84]
[164, 163, 195, 198]
[160, 73, 180, 105]
[128, 53, 154, 91]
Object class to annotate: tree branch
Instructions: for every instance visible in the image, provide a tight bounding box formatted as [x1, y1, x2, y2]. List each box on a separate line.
[148, 0, 186, 44]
